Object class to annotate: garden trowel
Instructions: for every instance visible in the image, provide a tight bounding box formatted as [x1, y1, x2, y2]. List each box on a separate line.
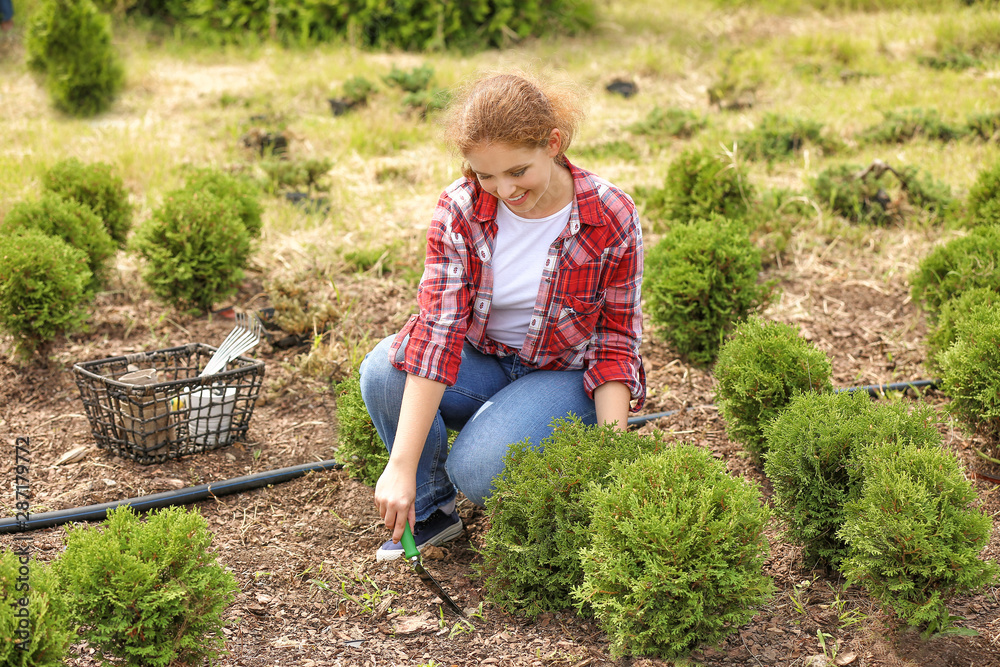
[400, 522, 467, 618]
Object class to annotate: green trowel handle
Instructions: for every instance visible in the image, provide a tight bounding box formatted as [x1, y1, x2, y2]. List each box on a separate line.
[401, 522, 420, 560]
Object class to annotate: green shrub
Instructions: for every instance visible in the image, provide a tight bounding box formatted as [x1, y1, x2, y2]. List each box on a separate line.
[261, 158, 333, 194]
[965, 159, 1000, 227]
[0, 230, 91, 358]
[965, 110, 1000, 143]
[918, 48, 981, 71]
[839, 440, 999, 635]
[811, 162, 954, 225]
[859, 108, 966, 144]
[42, 158, 133, 248]
[573, 140, 640, 163]
[910, 224, 1000, 323]
[2, 194, 116, 292]
[939, 304, 1000, 442]
[133, 188, 253, 312]
[926, 287, 1000, 371]
[574, 445, 773, 659]
[645, 216, 774, 367]
[182, 168, 264, 238]
[342, 75, 376, 106]
[57, 505, 239, 667]
[714, 317, 833, 461]
[627, 106, 707, 139]
[737, 113, 837, 162]
[479, 419, 662, 618]
[25, 0, 125, 116]
[763, 390, 943, 569]
[655, 147, 754, 225]
[334, 371, 387, 487]
[0, 551, 72, 666]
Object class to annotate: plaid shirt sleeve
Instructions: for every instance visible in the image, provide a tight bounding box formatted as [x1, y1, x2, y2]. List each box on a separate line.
[579, 186, 645, 411]
[388, 183, 476, 385]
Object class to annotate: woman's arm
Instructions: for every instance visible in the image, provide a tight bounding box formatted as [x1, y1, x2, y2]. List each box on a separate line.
[594, 380, 630, 430]
[373, 374, 446, 543]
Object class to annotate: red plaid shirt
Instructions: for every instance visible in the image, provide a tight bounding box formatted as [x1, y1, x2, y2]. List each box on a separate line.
[389, 160, 645, 410]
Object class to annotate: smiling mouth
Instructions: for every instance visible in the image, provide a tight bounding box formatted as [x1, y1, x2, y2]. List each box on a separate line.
[507, 192, 528, 204]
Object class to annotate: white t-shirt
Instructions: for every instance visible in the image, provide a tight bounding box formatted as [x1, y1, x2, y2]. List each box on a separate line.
[485, 201, 572, 348]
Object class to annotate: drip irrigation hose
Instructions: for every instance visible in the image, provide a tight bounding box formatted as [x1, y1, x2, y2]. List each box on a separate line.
[0, 459, 343, 534]
[0, 379, 944, 534]
[624, 378, 941, 429]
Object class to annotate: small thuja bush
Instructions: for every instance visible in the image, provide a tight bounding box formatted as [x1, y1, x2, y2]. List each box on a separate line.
[809, 162, 954, 225]
[763, 390, 943, 569]
[132, 188, 253, 312]
[57, 505, 239, 667]
[965, 110, 1000, 143]
[25, 0, 125, 116]
[839, 439, 999, 635]
[965, 158, 1000, 227]
[182, 168, 264, 238]
[42, 158, 134, 248]
[925, 287, 1000, 371]
[910, 224, 1000, 323]
[0, 230, 92, 358]
[858, 108, 965, 144]
[2, 194, 116, 292]
[737, 112, 838, 162]
[714, 317, 833, 461]
[335, 370, 387, 487]
[645, 216, 774, 366]
[479, 419, 662, 618]
[574, 445, 773, 659]
[655, 147, 754, 225]
[0, 551, 72, 666]
[939, 304, 1000, 443]
[627, 106, 707, 140]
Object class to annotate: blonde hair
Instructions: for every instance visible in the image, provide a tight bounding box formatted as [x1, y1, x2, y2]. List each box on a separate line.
[443, 70, 585, 179]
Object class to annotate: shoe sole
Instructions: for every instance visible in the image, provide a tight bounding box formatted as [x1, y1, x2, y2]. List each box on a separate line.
[375, 518, 464, 562]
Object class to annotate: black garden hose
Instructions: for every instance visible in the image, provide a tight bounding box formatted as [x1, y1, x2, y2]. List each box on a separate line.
[0, 459, 343, 534]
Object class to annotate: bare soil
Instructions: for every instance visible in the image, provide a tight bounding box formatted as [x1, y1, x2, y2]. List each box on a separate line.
[1, 234, 999, 667]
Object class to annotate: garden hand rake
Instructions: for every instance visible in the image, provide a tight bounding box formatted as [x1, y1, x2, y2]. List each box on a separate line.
[200, 312, 263, 377]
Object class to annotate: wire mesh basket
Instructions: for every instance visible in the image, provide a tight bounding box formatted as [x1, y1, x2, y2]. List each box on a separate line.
[73, 343, 265, 465]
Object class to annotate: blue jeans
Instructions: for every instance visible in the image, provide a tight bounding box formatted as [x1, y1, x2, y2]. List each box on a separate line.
[358, 335, 597, 520]
[0, 0, 12, 22]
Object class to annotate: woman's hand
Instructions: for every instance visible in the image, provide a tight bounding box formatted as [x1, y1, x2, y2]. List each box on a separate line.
[374, 458, 417, 544]
[594, 380, 630, 430]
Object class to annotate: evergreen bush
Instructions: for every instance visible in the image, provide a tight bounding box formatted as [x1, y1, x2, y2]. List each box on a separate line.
[0, 551, 72, 667]
[925, 287, 1000, 371]
[0, 230, 92, 358]
[627, 106, 707, 139]
[132, 188, 253, 312]
[25, 0, 125, 116]
[839, 439, 999, 635]
[810, 162, 954, 225]
[858, 108, 965, 144]
[574, 445, 773, 659]
[182, 168, 264, 238]
[645, 216, 773, 367]
[479, 419, 662, 618]
[57, 505, 239, 667]
[656, 147, 754, 225]
[2, 194, 116, 292]
[939, 304, 1000, 442]
[335, 371, 387, 487]
[965, 158, 1000, 227]
[965, 110, 1000, 143]
[42, 158, 134, 248]
[714, 317, 833, 461]
[910, 224, 1000, 323]
[737, 113, 837, 162]
[763, 390, 943, 568]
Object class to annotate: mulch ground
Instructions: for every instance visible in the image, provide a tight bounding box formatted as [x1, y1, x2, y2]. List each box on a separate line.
[1, 232, 999, 667]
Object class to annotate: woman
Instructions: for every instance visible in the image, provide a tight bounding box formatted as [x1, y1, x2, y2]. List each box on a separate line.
[359, 71, 645, 561]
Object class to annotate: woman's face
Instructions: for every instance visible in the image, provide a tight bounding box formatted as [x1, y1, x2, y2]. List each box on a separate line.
[465, 130, 570, 219]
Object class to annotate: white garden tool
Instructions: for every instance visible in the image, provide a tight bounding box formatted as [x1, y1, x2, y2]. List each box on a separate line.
[200, 312, 264, 377]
